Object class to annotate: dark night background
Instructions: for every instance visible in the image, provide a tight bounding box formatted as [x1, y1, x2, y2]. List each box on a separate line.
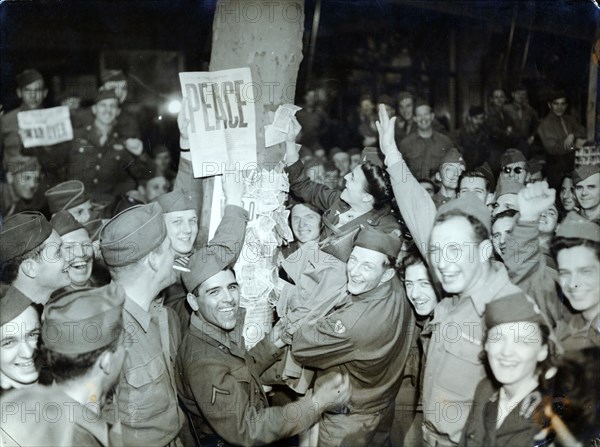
[1, 0, 598, 149]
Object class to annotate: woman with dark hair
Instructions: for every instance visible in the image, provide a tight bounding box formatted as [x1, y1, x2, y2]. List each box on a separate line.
[557, 174, 578, 221]
[284, 117, 400, 252]
[461, 293, 558, 447]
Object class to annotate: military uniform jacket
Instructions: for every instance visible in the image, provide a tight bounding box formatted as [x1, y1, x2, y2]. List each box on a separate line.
[0, 385, 110, 447]
[460, 378, 543, 447]
[102, 295, 184, 446]
[67, 125, 153, 203]
[292, 275, 415, 414]
[556, 313, 600, 352]
[285, 159, 400, 240]
[422, 263, 522, 444]
[176, 310, 322, 446]
[398, 130, 455, 180]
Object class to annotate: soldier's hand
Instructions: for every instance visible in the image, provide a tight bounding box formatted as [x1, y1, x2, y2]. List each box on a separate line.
[518, 181, 556, 222]
[124, 138, 143, 156]
[563, 133, 575, 151]
[313, 373, 352, 412]
[222, 166, 244, 208]
[178, 97, 190, 141]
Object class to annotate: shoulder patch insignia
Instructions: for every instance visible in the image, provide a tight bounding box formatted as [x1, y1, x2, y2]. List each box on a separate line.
[333, 319, 346, 334]
[211, 386, 231, 405]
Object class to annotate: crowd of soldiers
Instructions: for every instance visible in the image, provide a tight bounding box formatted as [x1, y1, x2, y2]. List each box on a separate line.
[0, 68, 599, 447]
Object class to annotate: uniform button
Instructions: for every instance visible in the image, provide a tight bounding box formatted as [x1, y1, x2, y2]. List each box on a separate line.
[79, 147, 84, 153]
[98, 153, 103, 159]
[93, 178, 98, 184]
[95, 165, 101, 171]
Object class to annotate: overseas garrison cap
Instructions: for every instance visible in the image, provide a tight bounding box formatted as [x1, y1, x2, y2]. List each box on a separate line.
[45, 180, 89, 215]
[42, 283, 125, 355]
[485, 292, 546, 328]
[84, 218, 105, 242]
[353, 226, 402, 259]
[0, 211, 53, 263]
[157, 190, 195, 214]
[50, 210, 85, 237]
[440, 147, 465, 167]
[501, 148, 527, 168]
[555, 211, 600, 242]
[496, 177, 524, 198]
[17, 69, 43, 89]
[572, 165, 600, 185]
[100, 202, 166, 267]
[0, 285, 34, 327]
[436, 193, 492, 232]
[94, 88, 119, 104]
[183, 237, 241, 293]
[101, 69, 126, 84]
[5, 155, 40, 176]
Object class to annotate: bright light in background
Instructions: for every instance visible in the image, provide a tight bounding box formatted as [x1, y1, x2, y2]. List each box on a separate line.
[167, 99, 181, 114]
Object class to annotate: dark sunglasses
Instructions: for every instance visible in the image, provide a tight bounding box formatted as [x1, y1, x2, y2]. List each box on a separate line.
[503, 166, 526, 175]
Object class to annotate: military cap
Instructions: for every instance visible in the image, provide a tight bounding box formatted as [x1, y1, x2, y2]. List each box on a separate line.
[84, 218, 105, 242]
[183, 244, 237, 294]
[440, 147, 465, 167]
[5, 155, 40, 176]
[501, 148, 527, 168]
[485, 292, 546, 329]
[42, 283, 125, 355]
[353, 226, 402, 259]
[468, 105, 485, 117]
[50, 210, 85, 237]
[45, 180, 89, 215]
[572, 165, 600, 185]
[0, 211, 53, 263]
[100, 202, 166, 267]
[0, 285, 34, 327]
[94, 88, 119, 104]
[555, 211, 600, 242]
[496, 177, 525, 198]
[157, 190, 195, 214]
[17, 69, 43, 89]
[436, 193, 492, 232]
[101, 69, 126, 84]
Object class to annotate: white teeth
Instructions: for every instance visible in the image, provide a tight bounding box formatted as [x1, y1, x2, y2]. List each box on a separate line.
[219, 307, 235, 313]
[16, 361, 34, 367]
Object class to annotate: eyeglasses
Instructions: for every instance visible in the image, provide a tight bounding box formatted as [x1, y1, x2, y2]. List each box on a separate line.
[503, 166, 526, 175]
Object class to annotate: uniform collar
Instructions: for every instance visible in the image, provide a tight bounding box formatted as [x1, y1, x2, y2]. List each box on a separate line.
[463, 261, 513, 316]
[123, 296, 152, 332]
[350, 275, 396, 303]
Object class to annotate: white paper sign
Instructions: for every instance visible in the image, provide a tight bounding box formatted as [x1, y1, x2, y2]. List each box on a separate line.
[179, 68, 257, 178]
[17, 106, 73, 148]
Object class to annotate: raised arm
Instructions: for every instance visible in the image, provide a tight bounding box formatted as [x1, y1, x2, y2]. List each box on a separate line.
[376, 104, 436, 258]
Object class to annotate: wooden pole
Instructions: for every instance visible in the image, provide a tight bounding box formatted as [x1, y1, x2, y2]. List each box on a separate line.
[587, 38, 599, 142]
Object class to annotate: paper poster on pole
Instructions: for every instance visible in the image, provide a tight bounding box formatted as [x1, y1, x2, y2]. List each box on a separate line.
[17, 106, 73, 148]
[179, 68, 257, 178]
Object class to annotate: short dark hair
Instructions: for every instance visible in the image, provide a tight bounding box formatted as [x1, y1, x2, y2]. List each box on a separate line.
[458, 170, 492, 194]
[551, 237, 600, 263]
[435, 210, 490, 243]
[492, 209, 518, 226]
[39, 329, 122, 384]
[0, 243, 45, 285]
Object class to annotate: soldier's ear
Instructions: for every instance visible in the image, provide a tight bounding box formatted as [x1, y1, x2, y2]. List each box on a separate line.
[187, 292, 199, 312]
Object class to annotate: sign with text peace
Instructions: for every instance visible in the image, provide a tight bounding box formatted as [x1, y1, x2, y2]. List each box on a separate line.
[179, 68, 257, 178]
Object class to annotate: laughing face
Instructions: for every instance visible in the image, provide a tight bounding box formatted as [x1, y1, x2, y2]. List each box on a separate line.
[485, 321, 547, 387]
[191, 269, 240, 331]
[557, 245, 600, 321]
[404, 262, 437, 316]
[0, 306, 40, 390]
[291, 204, 321, 244]
[61, 228, 94, 288]
[164, 210, 198, 256]
[346, 246, 394, 296]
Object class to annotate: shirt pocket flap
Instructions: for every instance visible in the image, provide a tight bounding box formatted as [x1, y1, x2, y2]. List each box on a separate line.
[125, 355, 167, 388]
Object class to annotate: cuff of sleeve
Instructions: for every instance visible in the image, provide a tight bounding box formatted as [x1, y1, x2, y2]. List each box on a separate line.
[180, 137, 190, 150]
[223, 204, 250, 222]
[284, 159, 304, 179]
[385, 150, 402, 167]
